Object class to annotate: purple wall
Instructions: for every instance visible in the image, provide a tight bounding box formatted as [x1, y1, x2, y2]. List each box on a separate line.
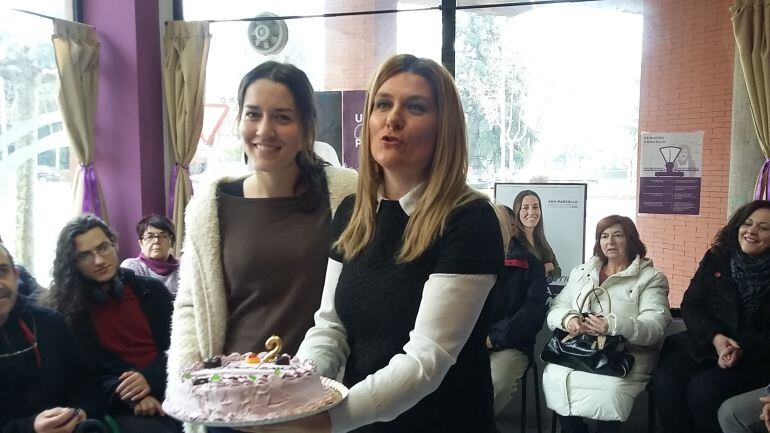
[83, 0, 165, 259]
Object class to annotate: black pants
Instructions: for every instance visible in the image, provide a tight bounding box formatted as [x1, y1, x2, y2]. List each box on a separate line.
[558, 416, 621, 433]
[112, 414, 182, 433]
[651, 338, 770, 433]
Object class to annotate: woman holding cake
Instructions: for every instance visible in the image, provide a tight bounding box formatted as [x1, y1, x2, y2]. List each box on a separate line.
[286, 54, 504, 433]
[166, 60, 356, 431]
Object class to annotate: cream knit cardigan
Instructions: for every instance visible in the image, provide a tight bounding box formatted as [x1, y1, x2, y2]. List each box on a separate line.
[167, 166, 356, 430]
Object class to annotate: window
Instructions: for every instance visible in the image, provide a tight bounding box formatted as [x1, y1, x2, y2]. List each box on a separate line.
[183, 1, 441, 189]
[181, 0, 642, 261]
[455, 1, 643, 258]
[0, 5, 74, 286]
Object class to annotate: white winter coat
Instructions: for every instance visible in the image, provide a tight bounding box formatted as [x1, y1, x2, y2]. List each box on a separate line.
[542, 256, 671, 421]
[166, 167, 356, 432]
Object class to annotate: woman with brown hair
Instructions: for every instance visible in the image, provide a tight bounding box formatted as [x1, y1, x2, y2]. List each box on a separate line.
[543, 215, 670, 432]
[653, 200, 770, 433]
[512, 190, 561, 282]
[166, 61, 356, 433]
[283, 54, 504, 433]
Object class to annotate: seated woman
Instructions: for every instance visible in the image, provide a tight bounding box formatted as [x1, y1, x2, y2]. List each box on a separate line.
[543, 215, 671, 433]
[487, 205, 548, 416]
[653, 200, 770, 433]
[121, 214, 179, 297]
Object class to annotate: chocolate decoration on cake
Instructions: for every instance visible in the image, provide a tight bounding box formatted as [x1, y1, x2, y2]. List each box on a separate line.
[276, 354, 291, 365]
[192, 378, 209, 385]
[202, 356, 222, 368]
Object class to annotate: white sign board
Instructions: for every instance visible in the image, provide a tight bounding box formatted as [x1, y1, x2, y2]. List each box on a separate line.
[638, 132, 703, 215]
[494, 183, 587, 287]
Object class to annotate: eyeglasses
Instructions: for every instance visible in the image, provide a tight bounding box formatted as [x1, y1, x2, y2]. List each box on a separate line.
[0, 315, 40, 367]
[74, 242, 115, 264]
[141, 233, 171, 243]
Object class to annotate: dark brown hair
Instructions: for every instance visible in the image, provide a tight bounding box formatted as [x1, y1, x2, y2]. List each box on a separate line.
[712, 200, 770, 255]
[593, 215, 646, 263]
[512, 190, 556, 263]
[237, 61, 327, 211]
[136, 214, 176, 242]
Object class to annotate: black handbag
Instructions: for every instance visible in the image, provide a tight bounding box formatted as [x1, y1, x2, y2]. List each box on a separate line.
[74, 420, 110, 433]
[540, 287, 635, 377]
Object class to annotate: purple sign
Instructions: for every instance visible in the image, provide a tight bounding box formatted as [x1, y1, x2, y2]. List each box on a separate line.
[638, 177, 701, 214]
[341, 90, 365, 169]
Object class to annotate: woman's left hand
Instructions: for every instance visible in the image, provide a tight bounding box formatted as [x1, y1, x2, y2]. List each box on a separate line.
[236, 412, 332, 433]
[582, 314, 609, 336]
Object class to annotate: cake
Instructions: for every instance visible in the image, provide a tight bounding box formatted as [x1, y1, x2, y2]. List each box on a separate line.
[163, 336, 340, 424]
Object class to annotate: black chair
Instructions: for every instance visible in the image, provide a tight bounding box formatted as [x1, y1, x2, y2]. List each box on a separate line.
[551, 410, 558, 433]
[646, 381, 656, 433]
[520, 361, 543, 433]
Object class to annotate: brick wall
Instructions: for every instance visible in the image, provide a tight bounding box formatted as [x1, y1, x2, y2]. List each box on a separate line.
[637, 0, 735, 306]
[323, 0, 397, 90]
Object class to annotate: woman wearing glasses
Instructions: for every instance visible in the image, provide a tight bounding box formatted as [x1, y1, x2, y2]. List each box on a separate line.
[120, 214, 180, 297]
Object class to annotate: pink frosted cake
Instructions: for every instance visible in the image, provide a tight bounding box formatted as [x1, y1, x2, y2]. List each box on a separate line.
[163, 348, 338, 424]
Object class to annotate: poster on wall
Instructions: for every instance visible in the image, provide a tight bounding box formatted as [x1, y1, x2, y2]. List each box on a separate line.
[638, 132, 703, 215]
[494, 183, 587, 290]
[341, 90, 366, 169]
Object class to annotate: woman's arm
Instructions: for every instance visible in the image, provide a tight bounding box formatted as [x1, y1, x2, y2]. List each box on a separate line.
[167, 269, 200, 379]
[546, 256, 561, 282]
[681, 251, 728, 349]
[324, 273, 495, 433]
[166, 186, 228, 381]
[296, 259, 350, 378]
[607, 269, 671, 346]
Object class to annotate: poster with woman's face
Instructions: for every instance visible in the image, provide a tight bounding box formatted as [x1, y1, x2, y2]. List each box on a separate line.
[494, 183, 587, 287]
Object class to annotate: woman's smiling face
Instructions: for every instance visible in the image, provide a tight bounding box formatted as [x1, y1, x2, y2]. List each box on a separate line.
[738, 208, 770, 256]
[519, 195, 541, 229]
[240, 79, 303, 174]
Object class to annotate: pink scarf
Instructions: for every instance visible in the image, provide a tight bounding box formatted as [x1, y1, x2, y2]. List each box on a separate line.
[138, 253, 179, 276]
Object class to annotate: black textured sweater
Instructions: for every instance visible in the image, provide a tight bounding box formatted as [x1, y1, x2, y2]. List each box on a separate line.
[331, 195, 503, 433]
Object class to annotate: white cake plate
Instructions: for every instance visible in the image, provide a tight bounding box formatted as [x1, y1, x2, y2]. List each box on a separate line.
[165, 377, 348, 428]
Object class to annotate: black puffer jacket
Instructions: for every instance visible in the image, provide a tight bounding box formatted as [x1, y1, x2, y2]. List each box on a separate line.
[0, 296, 105, 433]
[488, 237, 548, 358]
[671, 249, 770, 363]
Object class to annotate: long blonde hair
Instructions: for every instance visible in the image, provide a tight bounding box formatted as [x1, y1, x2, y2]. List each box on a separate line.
[336, 54, 484, 262]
